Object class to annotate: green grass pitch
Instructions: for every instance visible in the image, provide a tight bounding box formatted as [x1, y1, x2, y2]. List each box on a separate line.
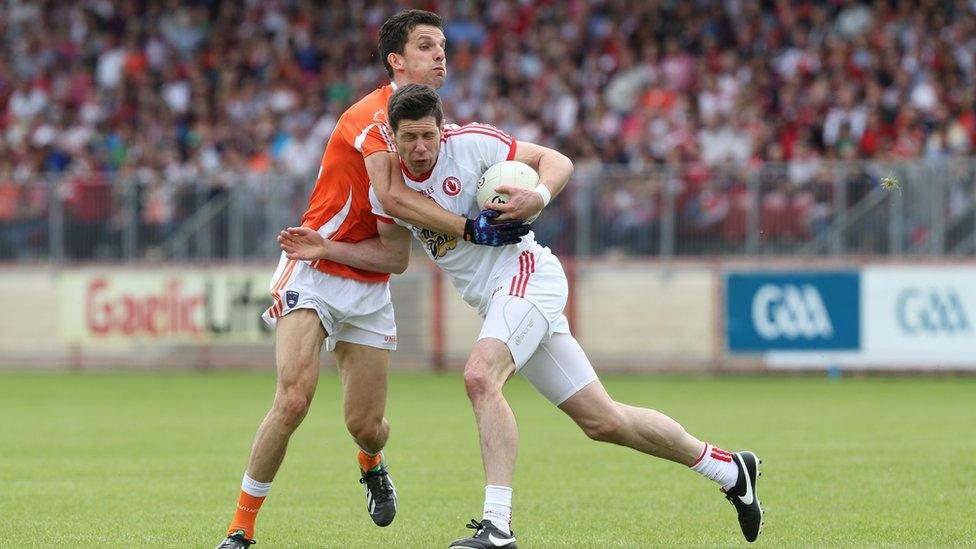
[1, 372, 974, 547]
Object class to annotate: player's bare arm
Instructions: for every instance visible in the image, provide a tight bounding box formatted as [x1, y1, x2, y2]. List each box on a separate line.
[489, 141, 574, 222]
[365, 151, 469, 236]
[366, 141, 530, 247]
[278, 222, 411, 275]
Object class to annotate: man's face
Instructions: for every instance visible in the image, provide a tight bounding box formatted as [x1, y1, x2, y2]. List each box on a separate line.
[396, 24, 447, 88]
[394, 116, 441, 176]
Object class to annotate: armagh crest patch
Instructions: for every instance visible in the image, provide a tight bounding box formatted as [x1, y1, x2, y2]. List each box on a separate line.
[285, 290, 300, 308]
[442, 176, 462, 196]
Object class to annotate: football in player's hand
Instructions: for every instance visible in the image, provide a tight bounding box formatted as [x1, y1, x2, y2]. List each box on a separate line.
[476, 160, 542, 222]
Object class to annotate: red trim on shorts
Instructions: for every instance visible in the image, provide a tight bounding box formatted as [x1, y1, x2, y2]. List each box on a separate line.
[507, 251, 536, 298]
[270, 259, 298, 317]
[510, 252, 526, 297]
[509, 260, 520, 295]
[518, 252, 535, 297]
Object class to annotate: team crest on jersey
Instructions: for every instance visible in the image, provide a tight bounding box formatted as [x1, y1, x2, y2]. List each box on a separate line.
[442, 176, 462, 196]
[415, 227, 458, 259]
[285, 290, 299, 308]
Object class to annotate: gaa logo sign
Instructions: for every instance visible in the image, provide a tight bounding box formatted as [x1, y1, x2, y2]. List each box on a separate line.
[727, 272, 859, 351]
[751, 284, 834, 340]
[896, 288, 971, 334]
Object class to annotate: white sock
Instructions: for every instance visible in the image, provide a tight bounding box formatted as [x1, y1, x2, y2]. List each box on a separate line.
[689, 443, 739, 491]
[242, 473, 273, 497]
[482, 485, 512, 534]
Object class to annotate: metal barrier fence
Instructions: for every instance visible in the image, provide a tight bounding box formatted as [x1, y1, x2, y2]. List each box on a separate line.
[1, 158, 974, 261]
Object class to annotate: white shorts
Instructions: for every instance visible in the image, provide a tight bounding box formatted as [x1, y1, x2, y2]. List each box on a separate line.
[481, 247, 570, 340]
[261, 252, 397, 352]
[478, 251, 595, 405]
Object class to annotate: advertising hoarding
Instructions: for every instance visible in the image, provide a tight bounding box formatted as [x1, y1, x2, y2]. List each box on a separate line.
[59, 268, 274, 344]
[726, 272, 860, 352]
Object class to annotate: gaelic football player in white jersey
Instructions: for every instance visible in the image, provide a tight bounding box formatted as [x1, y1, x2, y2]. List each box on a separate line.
[278, 84, 764, 547]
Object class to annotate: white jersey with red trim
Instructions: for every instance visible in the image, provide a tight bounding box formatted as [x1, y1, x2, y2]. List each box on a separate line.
[369, 123, 556, 316]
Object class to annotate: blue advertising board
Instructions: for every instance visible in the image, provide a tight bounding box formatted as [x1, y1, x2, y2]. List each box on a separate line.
[726, 272, 860, 352]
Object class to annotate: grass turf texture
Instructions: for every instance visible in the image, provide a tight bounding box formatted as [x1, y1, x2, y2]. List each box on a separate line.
[1, 373, 973, 548]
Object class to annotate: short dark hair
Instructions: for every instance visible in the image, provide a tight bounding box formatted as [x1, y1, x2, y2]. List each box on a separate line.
[378, 10, 443, 78]
[388, 84, 443, 133]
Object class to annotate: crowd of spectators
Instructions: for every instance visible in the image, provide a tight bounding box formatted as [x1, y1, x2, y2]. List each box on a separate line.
[1, 0, 975, 259]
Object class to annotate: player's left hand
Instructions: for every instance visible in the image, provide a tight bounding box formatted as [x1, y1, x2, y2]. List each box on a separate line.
[487, 184, 545, 222]
[464, 209, 531, 246]
[278, 226, 329, 261]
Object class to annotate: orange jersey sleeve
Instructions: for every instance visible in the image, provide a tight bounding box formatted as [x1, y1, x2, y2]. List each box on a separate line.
[352, 110, 398, 158]
[300, 85, 396, 282]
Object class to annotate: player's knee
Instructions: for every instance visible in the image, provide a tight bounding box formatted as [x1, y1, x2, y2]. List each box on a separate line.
[273, 391, 312, 430]
[346, 413, 386, 447]
[463, 364, 501, 402]
[464, 344, 509, 402]
[580, 408, 625, 443]
[463, 368, 488, 401]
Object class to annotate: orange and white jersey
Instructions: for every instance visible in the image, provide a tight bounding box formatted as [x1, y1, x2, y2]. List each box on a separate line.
[369, 123, 558, 318]
[299, 83, 399, 282]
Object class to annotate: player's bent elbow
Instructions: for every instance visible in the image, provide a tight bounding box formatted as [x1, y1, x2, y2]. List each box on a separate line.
[391, 255, 409, 275]
[383, 246, 409, 274]
[379, 190, 409, 218]
[561, 152, 575, 175]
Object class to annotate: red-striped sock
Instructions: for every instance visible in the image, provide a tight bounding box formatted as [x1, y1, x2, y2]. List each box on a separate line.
[689, 443, 739, 491]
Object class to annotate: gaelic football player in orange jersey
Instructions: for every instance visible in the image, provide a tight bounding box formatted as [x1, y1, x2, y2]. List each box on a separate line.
[216, 10, 530, 549]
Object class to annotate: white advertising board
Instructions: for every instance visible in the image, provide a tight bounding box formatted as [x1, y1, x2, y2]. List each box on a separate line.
[861, 266, 976, 367]
[59, 268, 274, 344]
[765, 266, 976, 369]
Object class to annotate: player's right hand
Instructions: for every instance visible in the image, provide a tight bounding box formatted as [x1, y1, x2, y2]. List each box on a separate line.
[278, 226, 329, 261]
[463, 209, 531, 247]
[486, 184, 545, 222]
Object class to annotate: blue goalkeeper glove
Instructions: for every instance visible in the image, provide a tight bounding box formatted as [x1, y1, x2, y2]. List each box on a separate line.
[463, 209, 531, 246]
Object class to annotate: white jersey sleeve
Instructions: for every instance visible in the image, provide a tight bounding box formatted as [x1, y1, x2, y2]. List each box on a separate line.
[367, 185, 408, 227]
[441, 123, 517, 171]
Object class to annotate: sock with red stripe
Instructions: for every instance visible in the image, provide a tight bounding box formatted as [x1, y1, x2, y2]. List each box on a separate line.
[689, 443, 739, 491]
[482, 485, 513, 535]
